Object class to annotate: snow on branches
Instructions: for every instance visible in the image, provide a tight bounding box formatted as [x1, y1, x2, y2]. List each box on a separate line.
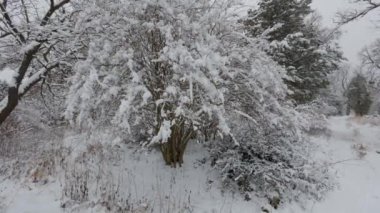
[65, 0, 251, 142]
[65, 0, 332, 202]
[0, 67, 18, 87]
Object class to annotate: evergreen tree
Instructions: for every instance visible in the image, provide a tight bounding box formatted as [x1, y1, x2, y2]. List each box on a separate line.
[244, 0, 343, 104]
[245, 0, 312, 41]
[347, 74, 372, 116]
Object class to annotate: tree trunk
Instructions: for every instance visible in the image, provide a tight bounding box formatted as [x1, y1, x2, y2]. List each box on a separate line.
[160, 122, 195, 167]
[0, 87, 19, 124]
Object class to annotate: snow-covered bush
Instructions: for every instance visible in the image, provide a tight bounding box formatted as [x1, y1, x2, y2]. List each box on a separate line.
[210, 101, 332, 205]
[60, 131, 193, 212]
[64, 0, 332, 204]
[295, 99, 335, 135]
[211, 79, 333, 203]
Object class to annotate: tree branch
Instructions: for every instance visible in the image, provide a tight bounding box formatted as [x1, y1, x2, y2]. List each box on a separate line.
[0, 1, 26, 43]
[0, 42, 41, 124]
[20, 0, 31, 38]
[0, 63, 58, 124]
[0, 31, 10, 38]
[363, 47, 380, 69]
[337, 0, 380, 25]
[41, 0, 71, 26]
[0, 0, 72, 125]
[18, 63, 59, 97]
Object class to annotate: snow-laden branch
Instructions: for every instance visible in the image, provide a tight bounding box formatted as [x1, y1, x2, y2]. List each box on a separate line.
[0, 67, 18, 87]
[0, 64, 58, 116]
[18, 63, 59, 95]
[234, 110, 258, 125]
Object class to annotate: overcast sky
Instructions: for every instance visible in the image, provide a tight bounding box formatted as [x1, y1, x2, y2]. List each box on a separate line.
[312, 0, 380, 66]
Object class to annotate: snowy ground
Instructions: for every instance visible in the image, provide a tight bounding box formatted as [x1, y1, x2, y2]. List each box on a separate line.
[280, 116, 380, 213]
[1, 116, 380, 213]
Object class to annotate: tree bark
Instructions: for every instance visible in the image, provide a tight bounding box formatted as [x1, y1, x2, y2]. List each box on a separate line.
[0, 87, 19, 124]
[160, 122, 195, 167]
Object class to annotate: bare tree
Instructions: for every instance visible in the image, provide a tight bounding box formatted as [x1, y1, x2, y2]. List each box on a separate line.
[361, 40, 380, 71]
[357, 40, 380, 113]
[0, 0, 72, 125]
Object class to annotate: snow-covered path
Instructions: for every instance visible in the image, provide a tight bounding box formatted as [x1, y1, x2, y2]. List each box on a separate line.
[309, 117, 380, 213]
[1, 116, 380, 213]
[0, 180, 62, 213]
[281, 116, 380, 213]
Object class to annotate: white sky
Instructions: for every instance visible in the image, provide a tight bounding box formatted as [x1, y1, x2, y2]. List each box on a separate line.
[312, 0, 380, 66]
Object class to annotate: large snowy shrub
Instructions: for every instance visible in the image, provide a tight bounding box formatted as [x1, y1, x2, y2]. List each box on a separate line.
[65, 0, 332, 203]
[65, 0, 273, 165]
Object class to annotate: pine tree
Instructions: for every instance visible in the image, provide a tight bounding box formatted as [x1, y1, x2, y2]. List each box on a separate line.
[245, 0, 312, 41]
[347, 74, 372, 116]
[244, 0, 343, 104]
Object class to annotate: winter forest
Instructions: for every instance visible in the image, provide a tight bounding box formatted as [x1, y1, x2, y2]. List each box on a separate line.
[1, 0, 380, 212]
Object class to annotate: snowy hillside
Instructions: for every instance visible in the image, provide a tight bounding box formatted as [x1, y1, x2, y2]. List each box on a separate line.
[1, 116, 379, 213]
